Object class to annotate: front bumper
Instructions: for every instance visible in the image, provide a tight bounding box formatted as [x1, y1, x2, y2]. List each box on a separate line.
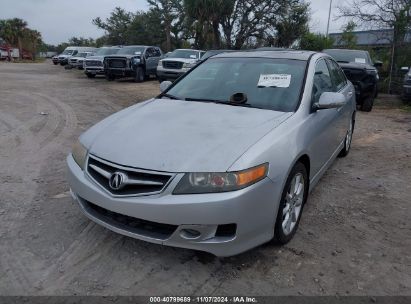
[403, 85, 411, 98]
[85, 67, 105, 75]
[67, 155, 280, 256]
[106, 68, 134, 78]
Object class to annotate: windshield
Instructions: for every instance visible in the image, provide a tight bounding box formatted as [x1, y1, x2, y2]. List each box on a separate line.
[166, 57, 307, 112]
[62, 50, 74, 55]
[116, 47, 145, 55]
[323, 49, 371, 64]
[168, 50, 199, 59]
[95, 48, 120, 56]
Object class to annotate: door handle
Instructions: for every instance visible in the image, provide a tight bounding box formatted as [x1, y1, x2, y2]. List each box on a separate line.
[348, 91, 353, 97]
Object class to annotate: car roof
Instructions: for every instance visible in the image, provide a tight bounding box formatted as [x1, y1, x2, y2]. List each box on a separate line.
[174, 49, 203, 52]
[323, 48, 367, 53]
[213, 50, 316, 61]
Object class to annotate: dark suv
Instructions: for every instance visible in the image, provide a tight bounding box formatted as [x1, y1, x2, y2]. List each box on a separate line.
[104, 45, 163, 82]
[323, 49, 381, 112]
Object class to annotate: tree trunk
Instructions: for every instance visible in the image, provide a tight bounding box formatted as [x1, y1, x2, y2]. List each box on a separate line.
[18, 36, 23, 60]
[212, 19, 221, 49]
[165, 20, 172, 52]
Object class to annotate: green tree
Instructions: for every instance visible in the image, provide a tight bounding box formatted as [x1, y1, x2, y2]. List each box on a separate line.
[339, 21, 357, 48]
[299, 32, 335, 51]
[147, 0, 183, 51]
[93, 7, 134, 44]
[274, 0, 310, 48]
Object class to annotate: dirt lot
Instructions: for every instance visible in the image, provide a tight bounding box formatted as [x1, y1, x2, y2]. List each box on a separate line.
[0, 61, 410, 296]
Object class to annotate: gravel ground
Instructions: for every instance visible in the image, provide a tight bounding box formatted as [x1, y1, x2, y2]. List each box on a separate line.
[0, 61, 410, 296]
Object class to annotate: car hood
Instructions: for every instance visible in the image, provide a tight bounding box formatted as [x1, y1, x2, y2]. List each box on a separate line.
[83, 99, 291, 172]
[105, 55, 135, 59]
[85, 55, 105, 61]
[162, 58, 197, 64]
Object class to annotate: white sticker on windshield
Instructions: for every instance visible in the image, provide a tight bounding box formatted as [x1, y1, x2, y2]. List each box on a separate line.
[355, 58, 366, 64]
[258, 74, 291, 88]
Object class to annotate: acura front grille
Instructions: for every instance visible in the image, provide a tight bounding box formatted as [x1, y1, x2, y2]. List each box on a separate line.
[87, 155, 174, 197]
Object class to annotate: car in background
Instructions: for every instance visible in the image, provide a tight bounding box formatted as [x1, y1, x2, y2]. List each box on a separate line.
[52, 55, 60, 65]
[104, 45, 163, 82]
[58, 46, 97, 66]
[67, 50, 356, 256]
[68, 52, 95, 69]
[323, 49, 381, 112]
[157, 49, 205, 82]
[84, 47, 121, 78]
[402, 66, 411, 101]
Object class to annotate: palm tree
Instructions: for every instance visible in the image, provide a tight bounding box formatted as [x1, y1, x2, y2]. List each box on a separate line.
[8, 18, 28, 60]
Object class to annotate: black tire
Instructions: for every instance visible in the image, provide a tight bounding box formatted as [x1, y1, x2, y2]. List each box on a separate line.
[360, 97, 374, 112]
[53, 62, 58, 65]
[105, 73, 115, 81]
[274, 162, 309, 244]
[158, 77, 165, 83]
[338, 114, 355, 158]
[134, 66, 145, 83]
[86, 73, 96, 79]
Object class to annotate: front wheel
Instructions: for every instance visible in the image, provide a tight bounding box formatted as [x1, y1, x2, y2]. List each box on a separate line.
[134, 66, 145, 83]
[105, 73, 115, 81]
[274, 162, 308, 244]
[86, 73, 96, 79]
[339, 115, 354, 158]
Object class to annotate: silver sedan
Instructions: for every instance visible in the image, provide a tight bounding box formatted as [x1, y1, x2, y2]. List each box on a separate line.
[67, 50, 356, 257]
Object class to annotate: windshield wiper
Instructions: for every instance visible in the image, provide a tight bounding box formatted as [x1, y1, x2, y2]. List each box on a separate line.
[185, 97, 263, 109]
[161, 93, 180, 100]
[185, 97, 228, 103]
[226, 103, 264, 109]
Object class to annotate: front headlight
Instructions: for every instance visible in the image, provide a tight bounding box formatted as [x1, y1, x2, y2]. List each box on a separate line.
[158, 60, 163, 67]
[132, 57, 140, 65]
[183, 62, 196, 69]
[72, 140, 87, 170]
[173, 163, 268, 194]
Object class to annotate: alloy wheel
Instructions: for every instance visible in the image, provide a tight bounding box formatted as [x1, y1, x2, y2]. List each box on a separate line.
[282, 173, 305, 235]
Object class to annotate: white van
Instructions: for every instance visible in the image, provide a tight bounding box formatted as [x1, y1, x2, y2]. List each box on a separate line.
[58, 46, 97, 65]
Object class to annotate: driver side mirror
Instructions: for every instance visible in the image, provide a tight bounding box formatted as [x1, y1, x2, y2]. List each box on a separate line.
[374, 61, 383, 68]
[401, 66, 410, 74]
[314, 92, 346, 110]
[160, 81, 173, 93]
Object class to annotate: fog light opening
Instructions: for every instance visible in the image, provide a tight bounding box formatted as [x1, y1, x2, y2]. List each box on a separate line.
[180, 229, 202, 240]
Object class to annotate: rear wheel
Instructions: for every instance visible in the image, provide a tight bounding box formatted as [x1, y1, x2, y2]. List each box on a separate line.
[361, 97, 374, 112]
[135, 66, 145, 83]
[274, 162, 308, 244]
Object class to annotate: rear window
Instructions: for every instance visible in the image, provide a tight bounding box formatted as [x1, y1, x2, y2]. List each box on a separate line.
[323, 49, 371, 65]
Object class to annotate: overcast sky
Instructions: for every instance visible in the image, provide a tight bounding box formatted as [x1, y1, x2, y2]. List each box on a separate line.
[0, 0, 348, 45]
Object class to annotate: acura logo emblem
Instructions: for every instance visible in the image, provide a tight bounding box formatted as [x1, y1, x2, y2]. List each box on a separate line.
[109, 172, 127, 190]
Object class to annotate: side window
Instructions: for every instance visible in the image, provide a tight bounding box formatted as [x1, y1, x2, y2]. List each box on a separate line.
[327, 59, 346, 91]
[312, 59, 333, 104]
[153, 48, 161, 57]
[145, 48, 153, 58]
